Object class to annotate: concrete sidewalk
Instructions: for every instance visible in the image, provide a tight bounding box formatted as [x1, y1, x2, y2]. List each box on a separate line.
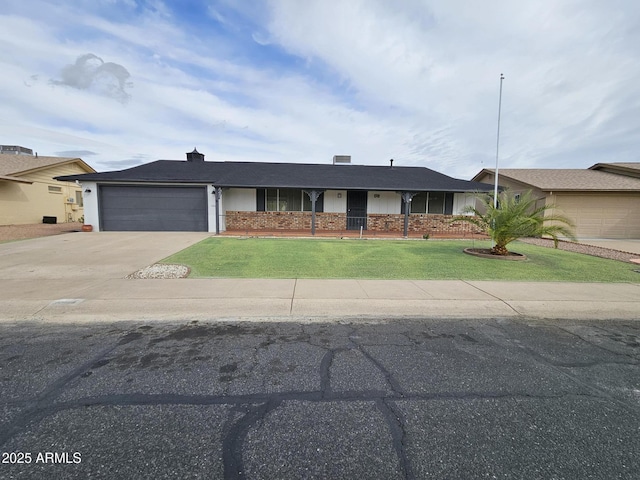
[0, 232, 638, 322]
[1, 278, 639, 322]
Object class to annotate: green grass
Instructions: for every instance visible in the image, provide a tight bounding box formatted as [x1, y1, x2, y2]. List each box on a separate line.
[160, 238, 640, 282]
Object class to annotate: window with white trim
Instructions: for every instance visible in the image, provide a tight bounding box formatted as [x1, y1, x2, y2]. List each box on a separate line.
[410, 192, 446, 214]
[265, 189, 313, 212]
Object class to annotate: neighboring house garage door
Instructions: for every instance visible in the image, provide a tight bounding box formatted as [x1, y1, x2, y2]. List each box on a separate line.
[554, 194, 640, 239]
[99, 185, 208, 231]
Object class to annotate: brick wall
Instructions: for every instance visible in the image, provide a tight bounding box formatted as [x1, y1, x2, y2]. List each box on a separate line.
[225, 211, 312, 230]
[410, 214, 482, 235]
[225, 211, 484, 235]
[366, 214, 482, 235]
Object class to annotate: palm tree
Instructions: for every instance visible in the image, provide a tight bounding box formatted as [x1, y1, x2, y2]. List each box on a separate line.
[453, 190, 576, 255]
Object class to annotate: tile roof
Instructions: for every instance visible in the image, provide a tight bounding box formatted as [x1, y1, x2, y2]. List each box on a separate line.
[0, 154, 95, 176]
[57, 160, 494, 193]
[476, 168, 640, 191]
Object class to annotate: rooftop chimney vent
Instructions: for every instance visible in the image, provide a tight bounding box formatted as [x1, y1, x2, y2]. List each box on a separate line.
[333, 155, 351, 165]
[186, 148, 205, 162]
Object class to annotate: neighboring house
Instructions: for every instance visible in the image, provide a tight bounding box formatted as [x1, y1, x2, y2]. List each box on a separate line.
[472, 163, 640, 239]
[0, 146, 96, 225]
[57, 150, 493, 236]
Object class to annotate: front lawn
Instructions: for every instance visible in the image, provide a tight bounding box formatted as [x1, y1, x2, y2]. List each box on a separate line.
[160, 238, 640, 282]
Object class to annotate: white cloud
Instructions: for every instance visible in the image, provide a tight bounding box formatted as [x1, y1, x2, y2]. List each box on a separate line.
[263, 0, 640, 173]
[0, 0, 638, 179]
[50, 53, 132, 103]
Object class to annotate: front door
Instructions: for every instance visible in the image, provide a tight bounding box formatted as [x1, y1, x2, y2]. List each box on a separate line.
[346, 191, 367, 230]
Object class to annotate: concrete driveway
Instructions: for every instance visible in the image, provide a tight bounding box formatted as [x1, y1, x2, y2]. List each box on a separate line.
[0, 232, 208, 320]
[0, 232, 210, 280]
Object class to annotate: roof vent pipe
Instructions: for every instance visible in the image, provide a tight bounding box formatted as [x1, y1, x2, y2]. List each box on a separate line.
[390, 158, 394, 168]
[186, 148, 205, 162]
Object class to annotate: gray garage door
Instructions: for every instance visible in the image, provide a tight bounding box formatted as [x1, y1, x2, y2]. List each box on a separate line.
[99, 185, 208, 231]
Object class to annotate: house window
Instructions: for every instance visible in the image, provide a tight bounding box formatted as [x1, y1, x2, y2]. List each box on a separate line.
[266, 189, 278, 211]
[409, 192, 446, 214]
[266, 189, 303, 212]
[410, 193, 427, 213]
[48, 186, 62, 194]
[302, 194, 312, 211]
[258, 189, 323, 212]
[428, 192, 445, 214]
[75, 190, 84, 207]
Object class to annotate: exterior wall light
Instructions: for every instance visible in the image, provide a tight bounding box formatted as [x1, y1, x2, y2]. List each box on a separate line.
[84, 189, 92, 193]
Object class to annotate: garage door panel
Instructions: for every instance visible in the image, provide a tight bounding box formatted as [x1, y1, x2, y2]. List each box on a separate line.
[555, 194, 640, 239]
[100, 185, 208, 231]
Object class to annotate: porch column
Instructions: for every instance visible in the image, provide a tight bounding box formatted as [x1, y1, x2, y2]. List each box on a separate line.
[214, 186, 222, 235]
[304, 190, 324, 235]
[401, 192, 417, 237]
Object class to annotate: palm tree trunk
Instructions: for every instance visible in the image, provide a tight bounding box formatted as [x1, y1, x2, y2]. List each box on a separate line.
[491, 244, 510, 255]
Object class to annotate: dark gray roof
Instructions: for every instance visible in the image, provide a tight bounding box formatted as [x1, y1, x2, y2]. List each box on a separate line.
[57, 160, 492, 192]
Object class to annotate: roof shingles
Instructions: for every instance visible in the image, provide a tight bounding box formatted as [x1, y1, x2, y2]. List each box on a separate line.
[57, 160, 493, 193]
[478, 168, 640, 191]
[0, 154, 93, 176]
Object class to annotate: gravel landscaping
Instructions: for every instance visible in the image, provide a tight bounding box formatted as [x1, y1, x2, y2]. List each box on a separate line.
[518, 238, 638, 263]
[126, 264, 190, 279]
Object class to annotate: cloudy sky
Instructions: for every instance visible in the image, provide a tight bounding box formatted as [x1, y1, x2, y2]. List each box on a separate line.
[1, 0, 639, 178]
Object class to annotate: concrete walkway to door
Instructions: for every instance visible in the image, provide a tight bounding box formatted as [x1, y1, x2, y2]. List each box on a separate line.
[0, 232, 638, 323]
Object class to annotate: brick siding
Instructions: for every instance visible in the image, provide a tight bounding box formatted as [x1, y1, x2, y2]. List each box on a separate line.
[225, 211, 483, 235]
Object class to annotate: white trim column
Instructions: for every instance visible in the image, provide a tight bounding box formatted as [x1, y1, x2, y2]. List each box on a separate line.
[80, 181, 99, 231]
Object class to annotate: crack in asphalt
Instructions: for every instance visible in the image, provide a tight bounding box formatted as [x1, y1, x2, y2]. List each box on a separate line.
[0, 331, 133, 446]
[349, 339, 414, 478]
[491, 323, 640, 414]
[319, 348, 335, 399]
[352, 339, 406, 396]
[223, 399, 281, 480]
[557, 324, 640, 361]
[7, 390, 609, 414]
[377, 398, 414, 480]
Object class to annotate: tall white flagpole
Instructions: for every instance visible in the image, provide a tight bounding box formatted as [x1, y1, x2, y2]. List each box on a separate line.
[494, 73, 505, 209]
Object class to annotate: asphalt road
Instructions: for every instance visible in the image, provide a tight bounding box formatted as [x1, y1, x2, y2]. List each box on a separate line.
[1, 317, 639, 479]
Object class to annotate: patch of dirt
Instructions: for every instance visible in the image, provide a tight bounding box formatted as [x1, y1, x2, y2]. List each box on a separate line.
[463, 247, 527, 260]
